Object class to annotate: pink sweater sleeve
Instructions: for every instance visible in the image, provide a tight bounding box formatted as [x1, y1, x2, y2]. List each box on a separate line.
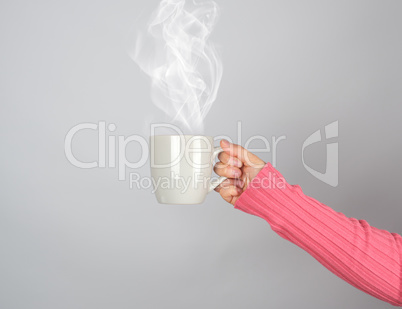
[235, 163, 402, 306]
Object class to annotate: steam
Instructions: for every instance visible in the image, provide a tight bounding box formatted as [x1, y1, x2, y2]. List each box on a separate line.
[132, 0, 222, 134]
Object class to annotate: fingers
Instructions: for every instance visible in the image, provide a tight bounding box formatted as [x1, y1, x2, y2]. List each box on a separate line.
[214, 140, 265, 206]
[214, 179, 243, 205]
[217, 151, 243, 168]
[219, 186, 242, 204]
[220, 139, 265, 167]
[214, 178, 244, 192]
[214, 162, 242, 178]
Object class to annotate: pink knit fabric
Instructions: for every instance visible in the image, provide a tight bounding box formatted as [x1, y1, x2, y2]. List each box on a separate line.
[235, 163, 402, 306]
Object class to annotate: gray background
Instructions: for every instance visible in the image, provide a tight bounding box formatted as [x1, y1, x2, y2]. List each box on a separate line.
[1, 0, 401, 308]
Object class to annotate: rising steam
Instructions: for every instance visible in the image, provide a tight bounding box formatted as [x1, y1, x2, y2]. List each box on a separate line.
[132, 0, 222, 134]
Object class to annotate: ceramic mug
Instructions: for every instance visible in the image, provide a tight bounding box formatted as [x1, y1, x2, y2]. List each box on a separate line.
[150, 135, 227, 204]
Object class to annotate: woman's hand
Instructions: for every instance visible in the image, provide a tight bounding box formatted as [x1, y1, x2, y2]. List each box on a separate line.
[214, 140, 265, 205]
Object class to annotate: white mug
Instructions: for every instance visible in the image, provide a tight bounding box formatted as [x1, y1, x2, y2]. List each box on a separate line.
[150, 135, 227, 204]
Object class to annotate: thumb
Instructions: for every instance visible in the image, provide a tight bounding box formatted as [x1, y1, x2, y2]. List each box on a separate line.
[220, 139, 263, 167]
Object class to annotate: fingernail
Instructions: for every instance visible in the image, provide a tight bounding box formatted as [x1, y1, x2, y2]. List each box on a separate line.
[221, 139, 230, 147]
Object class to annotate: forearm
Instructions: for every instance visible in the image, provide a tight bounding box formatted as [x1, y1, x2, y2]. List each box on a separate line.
[235, 163, 402, 306]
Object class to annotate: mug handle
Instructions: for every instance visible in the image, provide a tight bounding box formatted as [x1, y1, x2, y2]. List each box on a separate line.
[208, 146, 228, 192]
